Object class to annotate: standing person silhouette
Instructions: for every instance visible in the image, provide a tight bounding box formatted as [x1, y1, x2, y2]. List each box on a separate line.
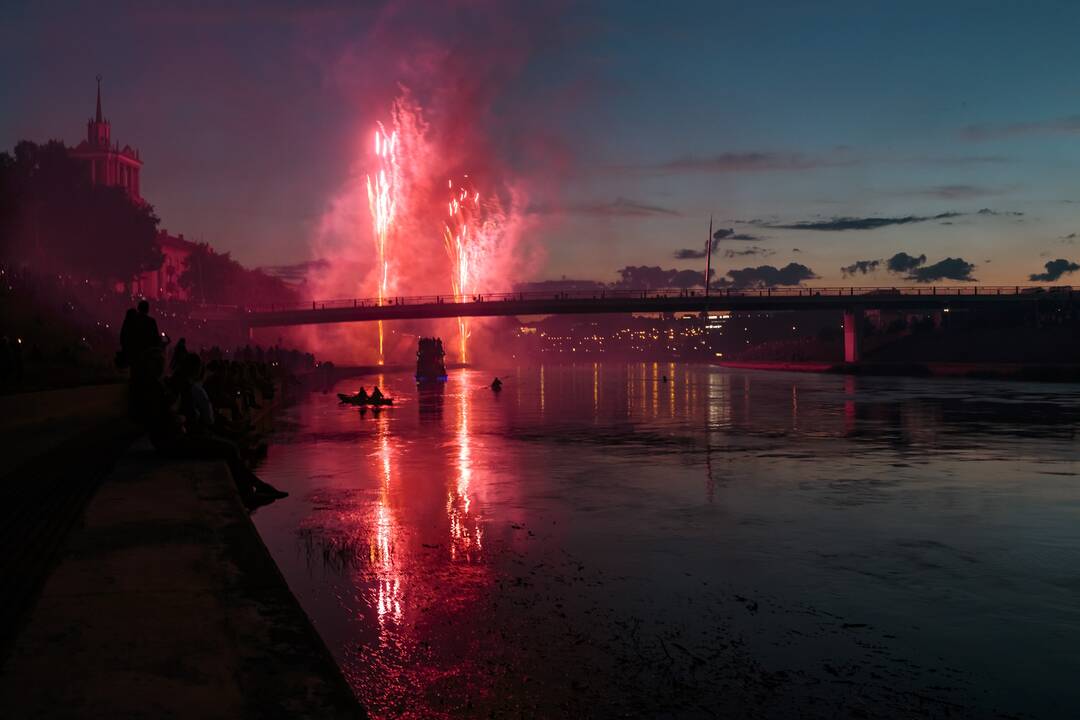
[125, 300, 168, 367]
[170, 338, 189, 374]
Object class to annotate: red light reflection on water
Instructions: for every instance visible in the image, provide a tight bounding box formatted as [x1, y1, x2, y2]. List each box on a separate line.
[372, 418, 403, 633]
[447, 382, 483, 562]
[296, 372, 503, 716]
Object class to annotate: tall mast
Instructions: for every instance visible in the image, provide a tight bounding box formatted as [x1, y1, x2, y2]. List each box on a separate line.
[704, 214, 713, 298]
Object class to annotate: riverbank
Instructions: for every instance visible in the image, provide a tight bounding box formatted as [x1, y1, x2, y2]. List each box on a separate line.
[0, 444, 366, 718]
[716, 359, 1080, 382]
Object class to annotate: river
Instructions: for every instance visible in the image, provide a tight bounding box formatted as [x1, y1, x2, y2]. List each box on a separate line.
[251, 363, 1080, 719]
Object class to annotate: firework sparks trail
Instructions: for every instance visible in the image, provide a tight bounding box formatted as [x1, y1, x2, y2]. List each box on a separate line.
[443, 178, 493, 364]
[366, 124, 399, 364]
[354, 94, 523, 366]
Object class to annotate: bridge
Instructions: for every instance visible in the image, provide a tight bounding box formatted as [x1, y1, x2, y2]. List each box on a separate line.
[200, 286, 1074, 363]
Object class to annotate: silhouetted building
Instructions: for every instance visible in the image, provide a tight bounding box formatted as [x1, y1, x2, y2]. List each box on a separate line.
[69, 76, 143, 201]
[68, 77, 195, 300]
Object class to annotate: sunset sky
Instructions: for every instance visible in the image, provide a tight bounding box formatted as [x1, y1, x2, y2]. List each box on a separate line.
[3, 1, 1080, 287]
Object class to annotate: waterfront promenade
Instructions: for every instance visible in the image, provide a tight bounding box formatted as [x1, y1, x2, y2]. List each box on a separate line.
[0, 389, 365, 718]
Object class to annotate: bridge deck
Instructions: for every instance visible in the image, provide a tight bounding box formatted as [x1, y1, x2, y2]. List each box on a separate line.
[212, 286, 1072, 328]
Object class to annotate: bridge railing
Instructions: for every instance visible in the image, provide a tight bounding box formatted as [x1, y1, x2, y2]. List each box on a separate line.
[237, 285, 1071, 314]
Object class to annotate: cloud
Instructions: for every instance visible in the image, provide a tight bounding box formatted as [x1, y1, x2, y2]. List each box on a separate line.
[722, 246, 773, 258]
[617, 266, 711, 290]
[725, 263, 818, 287]
[713, 228, 763, 242]
[674, 228, 764, 259]
[841, 259, 881, 277]
[1029, 259, 1080, 282]
[976, 208, 1023, 217]
[1060, 233, 1077, 244]
[622, 150, 853, 175]
[758, 208, 1024, 232]
[886, 252, 926, 273]
[532, 197, 680, 218]
[906, 257, 976, 283]
[759, 212, 960, 232]
[914, 185, 1003, 200]
[961, 115, 1080, 141]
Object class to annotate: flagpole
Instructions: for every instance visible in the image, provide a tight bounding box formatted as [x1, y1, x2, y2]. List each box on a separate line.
[704, 215, 713, 298]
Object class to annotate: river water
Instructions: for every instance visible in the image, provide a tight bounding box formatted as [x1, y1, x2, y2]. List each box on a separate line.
[251, 364, 1080, 719]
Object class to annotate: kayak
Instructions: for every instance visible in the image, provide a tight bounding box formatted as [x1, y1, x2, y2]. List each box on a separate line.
[337, 393, 394, 406]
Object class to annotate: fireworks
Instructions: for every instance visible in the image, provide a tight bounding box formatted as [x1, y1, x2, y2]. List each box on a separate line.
[366, 124, 399, 365]
[357, 95, 518, 366]
[443, 178, 483, 363]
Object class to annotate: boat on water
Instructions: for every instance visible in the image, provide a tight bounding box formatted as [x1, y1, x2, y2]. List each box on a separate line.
[337, 392, 394, 406]
[416, 336, 448, 383]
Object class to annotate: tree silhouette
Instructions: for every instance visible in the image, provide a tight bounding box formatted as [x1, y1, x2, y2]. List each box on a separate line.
[181, 242, 297, 306]
[0, 140, 162, 285]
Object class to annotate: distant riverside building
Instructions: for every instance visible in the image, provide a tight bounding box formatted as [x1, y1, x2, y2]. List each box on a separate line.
[69, 77, 143, 201]
[68, 77, 195, 300]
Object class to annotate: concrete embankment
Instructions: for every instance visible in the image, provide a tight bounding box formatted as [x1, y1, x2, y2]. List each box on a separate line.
[0, 381, 366, 720]
[0, 446, 366, 719]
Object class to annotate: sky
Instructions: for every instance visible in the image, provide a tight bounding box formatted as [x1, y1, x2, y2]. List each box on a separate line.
[3, 0, 1080, 287]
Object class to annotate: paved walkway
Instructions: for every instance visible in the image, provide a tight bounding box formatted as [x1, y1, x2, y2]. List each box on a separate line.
[0, 445, 365, 719]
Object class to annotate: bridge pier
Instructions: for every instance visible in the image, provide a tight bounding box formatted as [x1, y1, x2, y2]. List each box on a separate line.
[843, 309, 862, 363]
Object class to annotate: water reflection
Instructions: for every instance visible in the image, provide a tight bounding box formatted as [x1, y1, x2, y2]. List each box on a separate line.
[372, 419, 402, 631]
[254, 364, 1080, 718]
[447, 373, 482, 562]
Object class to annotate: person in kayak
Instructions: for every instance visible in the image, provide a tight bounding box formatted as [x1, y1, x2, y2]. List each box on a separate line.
[491, 377, 503, 391]
[355, 387, 369, 402]
[370, 386, 385, 402]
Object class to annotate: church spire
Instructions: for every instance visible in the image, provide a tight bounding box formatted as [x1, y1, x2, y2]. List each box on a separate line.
[95, 74, 102, 123]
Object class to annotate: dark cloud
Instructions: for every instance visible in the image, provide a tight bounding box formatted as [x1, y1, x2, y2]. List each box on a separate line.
[792, 248, 802, 253]
[841, 259, 881, 277]
[758, 208, 1024, 232]
[722, 246, 773, 258]
[622, 151, 854, 175]
[1029, 259, 1080, 282]
[759, 212, 960, 232]
[532, 197, 680, 218]
[886, 252, 927, 274]
[674, 228, 764, 259]
[712, 227, 763, 242]
[725, 263, 818, 287]
[1060, 233, 1077, 244]
[617, 266, 712, 290]
[916, 184, 1002, 200]
[961, 115, 1080, 141]
[906, 257, 976, 283]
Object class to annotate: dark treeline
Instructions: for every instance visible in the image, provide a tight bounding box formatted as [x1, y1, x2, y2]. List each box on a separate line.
[0, 141, 161, 288]
[0, 140, 298, 306]
[180, 242, 298, 306]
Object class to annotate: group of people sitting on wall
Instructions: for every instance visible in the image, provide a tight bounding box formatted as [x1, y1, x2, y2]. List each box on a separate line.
[121, 300, 289, 508]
